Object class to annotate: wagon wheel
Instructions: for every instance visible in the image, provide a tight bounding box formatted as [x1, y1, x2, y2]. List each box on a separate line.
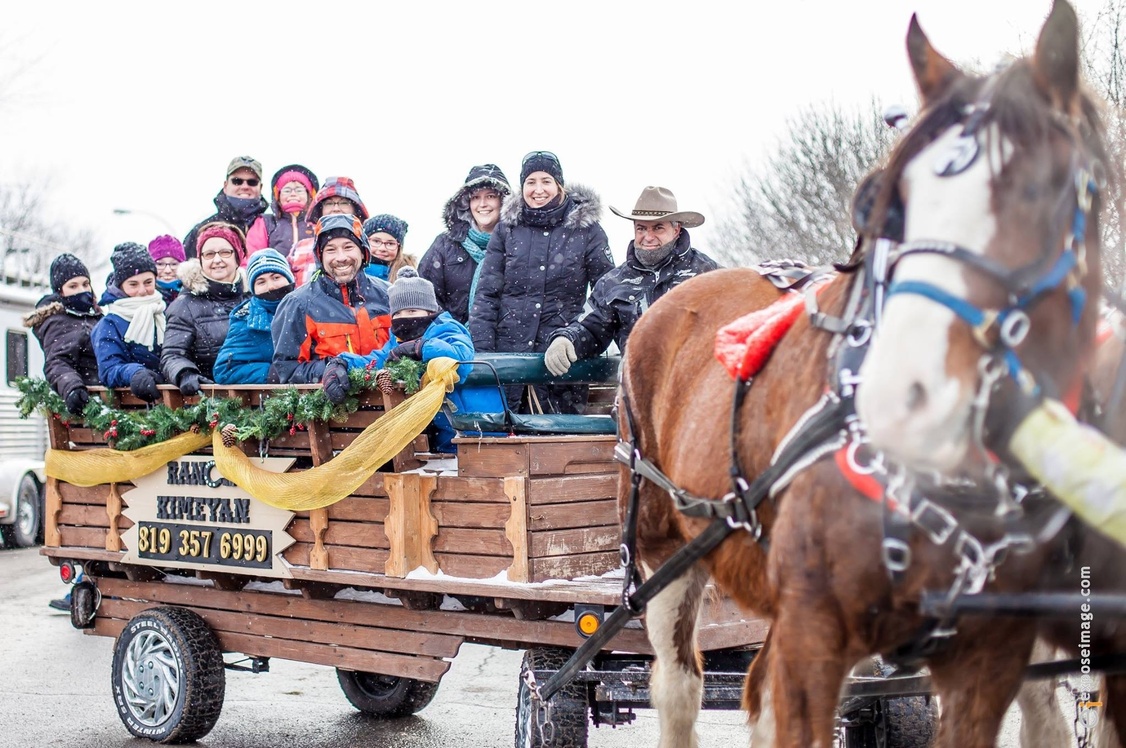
[110, 606, 225, 743]
[840, 657, 937, 748]
[335, 669, 439, 718]
[9, 473, 41, 548]
[515, 647, 589, 748]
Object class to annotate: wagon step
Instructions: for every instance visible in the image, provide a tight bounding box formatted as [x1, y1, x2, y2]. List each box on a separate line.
[920, 591, 1126, 619]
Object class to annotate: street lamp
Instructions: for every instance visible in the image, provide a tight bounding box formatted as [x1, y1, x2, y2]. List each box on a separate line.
[112, 208, 178, 236]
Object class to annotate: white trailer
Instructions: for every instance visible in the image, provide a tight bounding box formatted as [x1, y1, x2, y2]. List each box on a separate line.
[0, 281, 48, 547]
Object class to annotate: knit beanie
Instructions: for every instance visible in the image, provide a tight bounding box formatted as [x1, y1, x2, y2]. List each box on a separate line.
[314, 214, 370, 264]
[464, 164, 511, 195]
[363, 214, 409, 246]
[111, 242, 157, 288]
[520, 151, 564, 186]
[148, 234, 186, 263]
[196, 223, 246, 264]
[275, 169, 315, 197]
[246, 248, 295, 288]
[388, 267, 440, 315]
[49, 253, 90, 293]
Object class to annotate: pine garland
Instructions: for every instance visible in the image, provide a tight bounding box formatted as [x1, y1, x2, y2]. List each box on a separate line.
[15, 365, 407, 452]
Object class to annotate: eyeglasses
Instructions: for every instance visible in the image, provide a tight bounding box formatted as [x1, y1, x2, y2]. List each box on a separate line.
[522, 150, 559, 164]
[200, 249, 236, 261]
[229, 177, 260, 187]
[155, 261, 180, 269]
[279, 185, 307, 196]
[369, 239, 400, 250]
[323, 198, 353, 208]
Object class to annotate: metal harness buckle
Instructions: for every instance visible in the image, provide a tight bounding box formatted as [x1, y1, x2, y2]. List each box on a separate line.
[911, 499, 958, 545]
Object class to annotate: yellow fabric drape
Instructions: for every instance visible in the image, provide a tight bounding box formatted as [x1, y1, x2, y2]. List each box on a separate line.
[44, 431, 212, 487]
[212, 357, 460, 511]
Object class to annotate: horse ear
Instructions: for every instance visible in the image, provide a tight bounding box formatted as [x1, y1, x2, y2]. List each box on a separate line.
[1032, 0, 1080, 112]
[906, 14, 960, 104]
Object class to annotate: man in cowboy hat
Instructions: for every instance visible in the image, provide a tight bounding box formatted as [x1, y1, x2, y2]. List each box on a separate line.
[544, 186, 719, 375]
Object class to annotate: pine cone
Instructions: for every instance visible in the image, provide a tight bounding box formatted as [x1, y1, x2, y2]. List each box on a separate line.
[189, 424, 201, 434]
[220, 424, 239, 448]
[376, 369, 395, 394]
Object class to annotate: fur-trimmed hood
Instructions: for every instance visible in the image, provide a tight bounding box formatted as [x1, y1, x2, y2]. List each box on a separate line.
[441, 175, 513, 242]
[22, 298, 64, 328]
[500, 183, 603, 230]
[178, 258, 247, 296]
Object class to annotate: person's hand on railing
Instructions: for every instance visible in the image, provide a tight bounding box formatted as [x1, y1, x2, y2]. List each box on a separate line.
[64, 387, 89, 416]
[321, 357, 350, 405]
[129, 369, 163, 402]
[386, 339, 423, 362]
[177, 371, 211, 396]
[545, 337, 577, 376]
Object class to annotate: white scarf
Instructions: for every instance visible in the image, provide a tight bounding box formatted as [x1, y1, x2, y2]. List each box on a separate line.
[103, 294, 167, 350]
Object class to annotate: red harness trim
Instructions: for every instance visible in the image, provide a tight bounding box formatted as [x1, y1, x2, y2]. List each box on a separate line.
[715, 291, 810, 380]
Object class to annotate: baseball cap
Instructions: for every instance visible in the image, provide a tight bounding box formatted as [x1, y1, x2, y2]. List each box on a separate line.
[226, 156, 263, 181]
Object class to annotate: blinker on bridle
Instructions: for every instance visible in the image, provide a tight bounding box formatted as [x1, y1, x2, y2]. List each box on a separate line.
[882, 77, 1099, 397]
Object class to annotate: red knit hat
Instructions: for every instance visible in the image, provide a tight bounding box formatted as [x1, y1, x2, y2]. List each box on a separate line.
[195, 223, 246, 263]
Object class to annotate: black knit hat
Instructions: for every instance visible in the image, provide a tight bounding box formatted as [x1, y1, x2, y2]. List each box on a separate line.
[49, 253, 90, 293]
[111, 242, 157, 288]
[464, 164, 511, 195]
[520, 151, 564, 187]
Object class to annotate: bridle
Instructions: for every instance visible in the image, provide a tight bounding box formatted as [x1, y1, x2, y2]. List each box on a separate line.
[881, 77, 1100, 402]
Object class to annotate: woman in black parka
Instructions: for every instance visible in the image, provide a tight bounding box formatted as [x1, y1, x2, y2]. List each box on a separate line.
[23, 254, 103, 415]
[161, 222, 248, 395]
[469, 151, 613, 414]
[419, 163, 511, 324]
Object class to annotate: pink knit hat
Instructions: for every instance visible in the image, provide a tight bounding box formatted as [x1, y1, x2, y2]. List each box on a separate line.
[196, 223, 246, 264]
[148, 234, 186, 263]
[275, 170, 315, 197]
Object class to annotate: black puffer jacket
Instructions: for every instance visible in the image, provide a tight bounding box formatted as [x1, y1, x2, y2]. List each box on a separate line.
[160, 260, 247, 383]
[469, 184, 613, 353]
[182, 191, 268, 260]
[23, 295, 102, 398]
[553, 230, 720, 358]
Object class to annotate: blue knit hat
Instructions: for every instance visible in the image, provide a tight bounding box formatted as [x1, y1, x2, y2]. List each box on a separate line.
[363, 214, 409, 246]
[246, 249, 294, 289]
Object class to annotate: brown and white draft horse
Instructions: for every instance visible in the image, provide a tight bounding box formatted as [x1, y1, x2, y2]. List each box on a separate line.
[618, 3, 1112, 747]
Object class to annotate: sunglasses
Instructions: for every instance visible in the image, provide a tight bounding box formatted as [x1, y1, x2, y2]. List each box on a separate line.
[229, 177, 260, 187]
[522, 150, 559, 164]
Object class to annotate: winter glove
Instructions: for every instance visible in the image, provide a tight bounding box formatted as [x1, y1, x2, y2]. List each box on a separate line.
[177, 371, 203, 396]
[337, 352, 372, 370]
[321, 357, 350, 406]
[64, 387, 89, 416]
[386, 339, 423, 363]
[544, 337, 577, 377]
[129, 369, 162, 403]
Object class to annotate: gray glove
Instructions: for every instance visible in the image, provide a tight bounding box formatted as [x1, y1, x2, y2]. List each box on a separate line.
[544, 337, 577, 377]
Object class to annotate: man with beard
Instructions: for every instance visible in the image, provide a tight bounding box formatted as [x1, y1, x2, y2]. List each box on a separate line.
[270, 214, 391, 389]
[544, 186, 719, 376]
[182, 156, 270, 262]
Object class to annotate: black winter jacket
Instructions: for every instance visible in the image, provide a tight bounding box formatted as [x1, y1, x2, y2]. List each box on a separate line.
[24, 295, 102, 398]
[553, 230, 719, 358]
[160, 260, 247, 383]
[469, 184, 613, 353]
[419, 184, 493, 325]
[182, 191, 268, 260]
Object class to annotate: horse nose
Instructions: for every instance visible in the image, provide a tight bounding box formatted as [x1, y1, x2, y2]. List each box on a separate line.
[906, 381, 928, 412]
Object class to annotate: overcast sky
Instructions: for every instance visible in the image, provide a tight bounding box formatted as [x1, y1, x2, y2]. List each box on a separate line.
[0, 0, 1109, 274]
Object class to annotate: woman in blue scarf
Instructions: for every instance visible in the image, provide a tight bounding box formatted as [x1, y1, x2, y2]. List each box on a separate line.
[213, 249, 295, 384]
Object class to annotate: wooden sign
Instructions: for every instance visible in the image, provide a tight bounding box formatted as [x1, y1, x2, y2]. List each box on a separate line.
[120, 456, 297, 579]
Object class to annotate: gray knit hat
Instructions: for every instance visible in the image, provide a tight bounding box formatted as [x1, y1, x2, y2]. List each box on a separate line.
[388, 267, 440, 315]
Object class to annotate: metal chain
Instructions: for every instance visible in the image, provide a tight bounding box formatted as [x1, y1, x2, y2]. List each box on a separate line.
[522, 667, 555, 746]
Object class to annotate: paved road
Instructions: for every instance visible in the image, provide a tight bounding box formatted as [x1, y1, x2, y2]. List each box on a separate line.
[0, 545, 1053, 747]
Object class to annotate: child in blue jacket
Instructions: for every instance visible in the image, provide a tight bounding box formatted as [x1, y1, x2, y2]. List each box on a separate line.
[214, 249, 295, 384]
[337, 267, 503, 452]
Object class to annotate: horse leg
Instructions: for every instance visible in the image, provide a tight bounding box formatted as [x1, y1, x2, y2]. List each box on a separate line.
[928, 625, 1036, 748]
[744, 630, 776, 747]
[641, 561, 709, 748]
[1016, 639, 1071, 748]
[767, 604, 849, 748]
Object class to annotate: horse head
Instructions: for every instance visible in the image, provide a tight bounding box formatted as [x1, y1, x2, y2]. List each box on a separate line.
[856, 0, 1109, 475]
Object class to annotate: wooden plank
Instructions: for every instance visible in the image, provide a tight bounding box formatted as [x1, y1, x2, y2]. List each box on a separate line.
[105, 483, 123, 552]
[351, 473, 387, 499]
[47, 416, 70, 451]
[284, 543, 388, 574]
[504, 476, 529, 583]
[58, 482, 113, 505]
[528, 499, 619, 532]
[529, 526, 620, 558]
[97, 597, 462, 658]
[527, 474, 618, 505]
[528, 441, 616, 476]
[57, 503, 133, 530]
[383, 474, 438, 577]
[456, 443, 527, 478]
[288, 519, 389, 549]
[529, 552, 619, 582]
[58, 526, 110, 549]
[434, 552, 510, 580]
[432, 527, 511, 556]
[431, 476, 509, 503]
[44, 478, 62, 547]
[430, 502, 510, 529]
[328, 409, 384, 428]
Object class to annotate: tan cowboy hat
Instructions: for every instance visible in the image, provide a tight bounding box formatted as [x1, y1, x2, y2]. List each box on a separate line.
[609, 186, 705, 228]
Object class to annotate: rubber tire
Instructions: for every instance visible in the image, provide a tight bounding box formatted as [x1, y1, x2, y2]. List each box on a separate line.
[515, 648, 589, 748]
[335, 670, 438, 718]
[884, 695, 938, 748]
[12, 473, 40, 548]
[111, 606, 225, 743]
